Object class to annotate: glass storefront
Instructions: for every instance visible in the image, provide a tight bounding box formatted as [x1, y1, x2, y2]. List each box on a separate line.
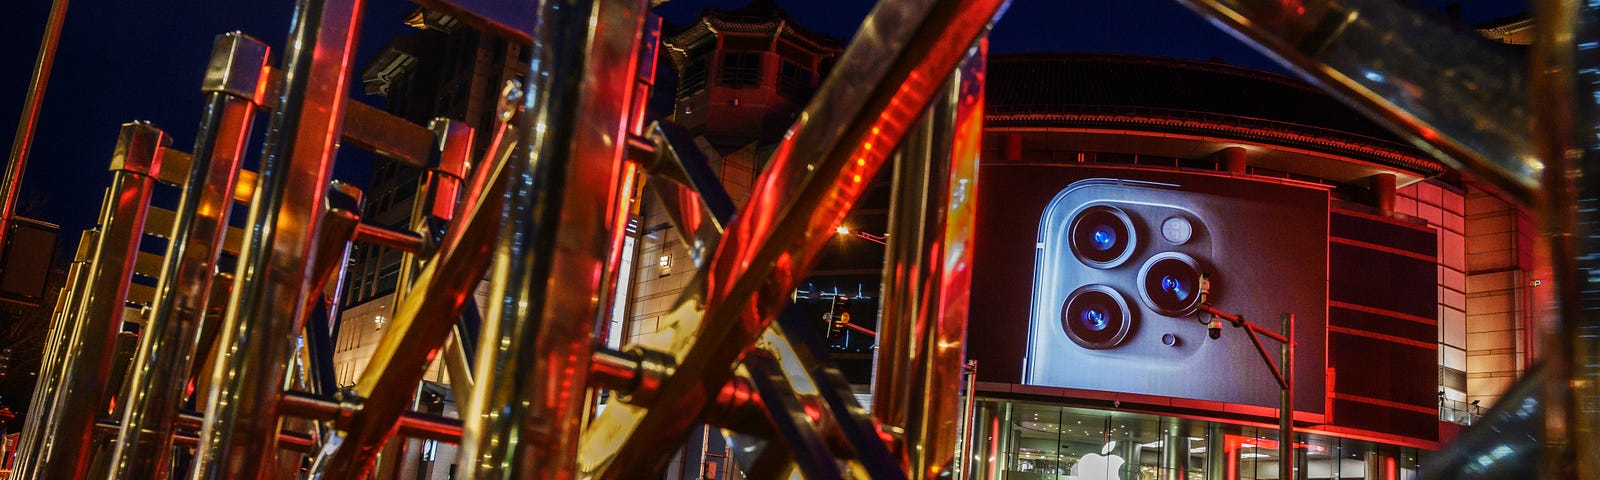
[960, 399, 1425, 480]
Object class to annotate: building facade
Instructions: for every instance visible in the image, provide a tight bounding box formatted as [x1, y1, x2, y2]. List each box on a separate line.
[960, 52, 1533, 479]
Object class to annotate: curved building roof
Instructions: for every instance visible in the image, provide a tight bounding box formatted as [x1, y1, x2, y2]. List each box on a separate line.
[987, 53, 1445, 177]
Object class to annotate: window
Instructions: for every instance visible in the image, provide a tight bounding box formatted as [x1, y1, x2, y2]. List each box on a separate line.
[779, 59, 813, 100]
[679, 54, 708, 95]
[719, 52, 762, 88]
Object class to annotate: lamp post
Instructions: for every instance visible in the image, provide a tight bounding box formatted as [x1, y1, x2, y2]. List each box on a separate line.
[1199, 304, 1295, 480]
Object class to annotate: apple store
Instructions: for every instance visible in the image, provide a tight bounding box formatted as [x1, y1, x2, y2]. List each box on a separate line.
[963, 400, 1425, 480]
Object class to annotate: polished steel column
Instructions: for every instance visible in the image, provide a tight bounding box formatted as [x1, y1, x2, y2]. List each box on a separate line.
[0, 0, 68, 245]
[578, 1, 1007, 476]
[32, 122, 167, 480]
[10, 231, 94, 479]
[871, 37, 987, 479]
[1528, 1, 1600, 479]
[457, 0, 648, 477]
[107, 32, 266, 479]
[189, 0, 363, 476]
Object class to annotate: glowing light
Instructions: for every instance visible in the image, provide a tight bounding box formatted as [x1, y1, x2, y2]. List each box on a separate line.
[836, 226, 850, 235]
[852, 174, 862, 183]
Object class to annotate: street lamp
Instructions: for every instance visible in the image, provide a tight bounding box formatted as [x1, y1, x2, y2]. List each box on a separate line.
[1196, 299, 1296, 480]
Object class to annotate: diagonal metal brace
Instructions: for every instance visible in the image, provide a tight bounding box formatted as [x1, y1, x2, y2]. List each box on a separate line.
[741, 351, 846, 480]
[774, 315, 907, 479]
[636, 120, 736, 266]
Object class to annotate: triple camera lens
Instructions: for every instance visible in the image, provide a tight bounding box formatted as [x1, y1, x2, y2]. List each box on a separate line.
[1061, 284, 1132, 349]
[1138, 252, 1203, 316]
[1069, 205, 1135, 268]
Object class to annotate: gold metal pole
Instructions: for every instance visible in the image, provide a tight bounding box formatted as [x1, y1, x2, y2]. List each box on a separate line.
[1527, 1, 1600, 478]
[871, 37, 987, 479]
[0, 0, 69, 245]
[457, 0, 648, 477]
[106, 32, 267, 479]
[189, 0, 364, 475]
[9, 230, 94, 478]
[31, 122, 167, 480]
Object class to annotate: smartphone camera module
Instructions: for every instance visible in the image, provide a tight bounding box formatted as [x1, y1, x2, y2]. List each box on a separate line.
[1062, 284, 1134, 349]
[1138, 252, 1204, 316]
[1069, 205, 1136, 268]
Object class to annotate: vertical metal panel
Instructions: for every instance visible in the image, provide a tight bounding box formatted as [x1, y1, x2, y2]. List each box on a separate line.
[871, 39, 986, 479]
[458, 0, 647, 477]
[189, 0, 363, 476]
[31, 122, 166, 480]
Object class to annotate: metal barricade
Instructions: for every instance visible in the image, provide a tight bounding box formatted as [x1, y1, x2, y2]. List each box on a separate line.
[12, 0, 1595, 478]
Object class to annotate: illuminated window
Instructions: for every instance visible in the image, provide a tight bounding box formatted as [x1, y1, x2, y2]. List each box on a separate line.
[659, 254, 673, 277]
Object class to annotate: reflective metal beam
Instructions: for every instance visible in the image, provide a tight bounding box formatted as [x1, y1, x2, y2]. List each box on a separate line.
[1525, 0, 1600, 478]
[741, 352, 844, 479]
[309, 101, 517, 480]
[772, 317, 904, 479]
[579, 0, 1007, 476]
[871, 40, 985, 479]
[639, 121, 734, 265]
[342, 100, 434, 169]
[1169, 0, 1537, 202]
[458, 0, 648, 477]
[107, 32, 267, 480]
[353, 221, 425, 253]
[1419, 364, 1544, 480]
[31, 122, 166, 480]
[144, 206, 245, 256]
[0, 0, 69, 247]
[190, 0, 364, 476]
[10, 231, 94, 479]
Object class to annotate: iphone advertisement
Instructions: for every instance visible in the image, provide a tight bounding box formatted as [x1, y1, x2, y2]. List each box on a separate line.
[970, 164, 1327, 413]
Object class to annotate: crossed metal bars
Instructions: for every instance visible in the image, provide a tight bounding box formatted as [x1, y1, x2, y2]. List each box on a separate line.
[12, 0, 1599, 478]
[14, 0, 1005, 478]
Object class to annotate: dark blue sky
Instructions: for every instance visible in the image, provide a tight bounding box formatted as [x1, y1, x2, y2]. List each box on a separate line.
[1, 0, 1525, 249]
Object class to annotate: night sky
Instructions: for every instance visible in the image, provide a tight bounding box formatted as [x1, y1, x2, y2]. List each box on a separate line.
[1, 0, 1525, 257]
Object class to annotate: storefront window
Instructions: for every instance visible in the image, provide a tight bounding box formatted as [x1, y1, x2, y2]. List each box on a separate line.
[965, 398, 1431, 480]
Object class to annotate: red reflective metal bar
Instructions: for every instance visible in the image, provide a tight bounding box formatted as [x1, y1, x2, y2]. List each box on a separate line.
[190, 0, 364, 476]
[0, 0, 69, 248]
[458, 0, 648, 477]
[353, 221, 424, 253]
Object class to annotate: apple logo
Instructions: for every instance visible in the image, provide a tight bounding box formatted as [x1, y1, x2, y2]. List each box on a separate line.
[1070, 440, 1126, 480]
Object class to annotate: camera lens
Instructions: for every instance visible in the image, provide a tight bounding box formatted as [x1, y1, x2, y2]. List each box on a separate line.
[1069, 205, 1136, 268]
[1061, 285, 1133, 349]
[1138, 252, 1204, 316]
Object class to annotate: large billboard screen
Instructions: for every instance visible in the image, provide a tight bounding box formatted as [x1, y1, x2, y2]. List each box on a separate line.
[971, 164, 1327, 414]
